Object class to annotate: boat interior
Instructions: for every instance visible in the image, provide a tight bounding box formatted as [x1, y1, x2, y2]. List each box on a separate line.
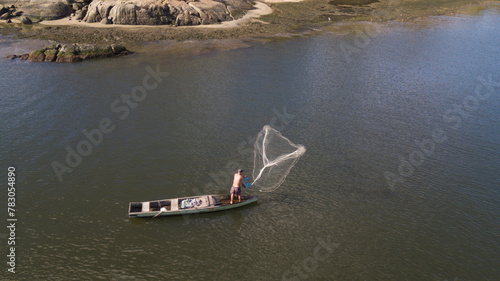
[129, 195, 254, 214]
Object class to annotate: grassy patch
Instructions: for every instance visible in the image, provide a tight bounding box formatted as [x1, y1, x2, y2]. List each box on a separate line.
[30, 49, 45, 56]
[230, 9, 246, 19]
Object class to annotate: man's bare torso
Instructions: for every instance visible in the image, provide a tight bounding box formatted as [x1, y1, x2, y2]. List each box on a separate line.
[233, 173, 243, 187]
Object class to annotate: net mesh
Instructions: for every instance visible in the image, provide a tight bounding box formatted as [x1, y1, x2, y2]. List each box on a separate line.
[252, 125, 306, 192]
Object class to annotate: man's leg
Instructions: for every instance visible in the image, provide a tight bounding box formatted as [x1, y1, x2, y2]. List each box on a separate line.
[238, 195, 241, 203]
[230, 193, 234, 204]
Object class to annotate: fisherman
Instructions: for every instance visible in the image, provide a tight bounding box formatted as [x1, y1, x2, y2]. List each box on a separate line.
[230, 169, 245, 204]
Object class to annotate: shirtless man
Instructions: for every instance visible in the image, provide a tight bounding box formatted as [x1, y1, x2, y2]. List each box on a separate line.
[230, 169, 245, 204]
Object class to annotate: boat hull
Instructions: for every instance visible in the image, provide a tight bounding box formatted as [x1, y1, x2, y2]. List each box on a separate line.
[128, 194, 258, 218]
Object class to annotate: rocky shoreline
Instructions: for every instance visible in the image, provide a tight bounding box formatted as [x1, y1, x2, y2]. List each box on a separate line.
[0, 0, 254, 27]
[6, 43, 131, 62]
[0, 0, 497, 62]
[0, 4, 35, 24]
[81, 0, 250, 26]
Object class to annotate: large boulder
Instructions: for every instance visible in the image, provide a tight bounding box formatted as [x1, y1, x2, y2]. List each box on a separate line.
[0, 4, 8, 16]
[85, 1, 174, 25]
[44, 45, 61, 62]
[0, 0, 252, 25]
[16, 43, 131, 63]
[99, 16, 111, 24]
[108, 4, 139, 25]
[55, 44, 80, 62]
[0, 11, 9, 20]
[0, 0, 73, 20]
[20, 15, 32, 24]
[82, 0, 247, 26]
[27, 49, 46, 62]
[74, 6, 88, 20]
[77, 44, 114, 59]
[135, 4, 172, 25]
[83, 1, 113, 22]
[189, 0, 232, 24]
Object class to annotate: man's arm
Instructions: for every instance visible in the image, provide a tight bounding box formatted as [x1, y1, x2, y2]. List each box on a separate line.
[239, 175, 245, 188]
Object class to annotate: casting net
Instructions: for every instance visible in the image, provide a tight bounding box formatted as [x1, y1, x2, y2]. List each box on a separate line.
[251, 125, 306, 192]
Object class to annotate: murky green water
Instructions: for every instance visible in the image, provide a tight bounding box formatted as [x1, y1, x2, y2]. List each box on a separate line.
[0, 10, 499, 280]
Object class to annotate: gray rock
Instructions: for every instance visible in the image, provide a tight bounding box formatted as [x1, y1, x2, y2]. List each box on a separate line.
[74, 7, 87, 20]
[62, 44, 77, 53]
[2, 0, 73, 20]
[191, 1, 231, 24]
[99, 16, 111, 24]
[28, 49, 46, 61]
[0, 11, 10, 20]
[175, 11, 201, 26]
[10, 43, 130, 63]
[82, 0, 244, 26]
[56, 44, 80, 62]
[1, 0, 250, 26]
[60, 0, 75, 5]
[108, 3, 139, 25]
[20, 15, 32, 24]
[0, 5, 8, 17]
[135, 4, 172, 25]
[72, 3, 83, 10]
[83, 1, 114, 23]
[44, 45, 60, 61]
[110, 44, 125, 54]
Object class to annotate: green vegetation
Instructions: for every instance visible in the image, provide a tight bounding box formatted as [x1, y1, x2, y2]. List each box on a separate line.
[230, 8, 247, 19]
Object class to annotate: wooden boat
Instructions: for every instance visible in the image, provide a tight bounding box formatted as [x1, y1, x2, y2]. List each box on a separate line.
[128, 194, 258, 218]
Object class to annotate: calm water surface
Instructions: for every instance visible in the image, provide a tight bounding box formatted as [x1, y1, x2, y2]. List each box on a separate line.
[0, 10, 499, 281]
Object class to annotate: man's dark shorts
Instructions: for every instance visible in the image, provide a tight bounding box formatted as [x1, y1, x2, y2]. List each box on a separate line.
[230, 186, 241, 196]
